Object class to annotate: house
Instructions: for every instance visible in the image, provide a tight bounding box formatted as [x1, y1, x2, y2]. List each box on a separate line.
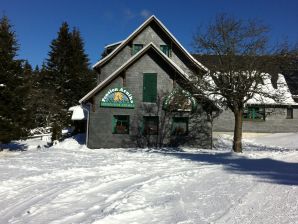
[212, 74, 298, 133]
[79, 16, 218, 148]
[193, 54, 298, 133]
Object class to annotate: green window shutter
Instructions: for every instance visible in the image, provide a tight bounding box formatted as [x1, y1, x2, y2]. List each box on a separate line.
[143, 73, 157, 102]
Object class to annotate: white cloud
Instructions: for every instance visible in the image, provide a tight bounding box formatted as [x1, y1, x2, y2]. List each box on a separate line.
[140, 9, 151, 19]
[122, 8, 151, 20]
[123, 9, 135, 19]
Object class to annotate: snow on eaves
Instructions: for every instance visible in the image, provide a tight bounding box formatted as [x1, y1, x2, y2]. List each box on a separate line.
[104, 40, 123, 49]
[69, 105, 87, 120]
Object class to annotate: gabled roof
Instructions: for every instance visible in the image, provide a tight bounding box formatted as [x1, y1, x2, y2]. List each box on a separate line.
[93, 15, 208, 72]
[79, 43, 190, 103]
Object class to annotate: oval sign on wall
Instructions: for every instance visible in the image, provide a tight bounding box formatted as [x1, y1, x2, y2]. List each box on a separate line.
[100, 87, 135, 108]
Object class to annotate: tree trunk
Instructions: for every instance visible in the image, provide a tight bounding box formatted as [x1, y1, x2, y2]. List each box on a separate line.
[233, 110, 243, 152]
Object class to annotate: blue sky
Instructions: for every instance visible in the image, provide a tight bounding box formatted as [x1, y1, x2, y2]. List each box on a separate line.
[1, 0, 298, 67]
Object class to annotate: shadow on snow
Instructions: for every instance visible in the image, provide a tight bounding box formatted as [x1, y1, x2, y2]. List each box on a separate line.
[154, 150, 298, 186]
[0, 142, 27, 151]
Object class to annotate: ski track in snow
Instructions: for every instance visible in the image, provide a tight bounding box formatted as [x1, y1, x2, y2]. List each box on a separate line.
[0, 136, 298, 224]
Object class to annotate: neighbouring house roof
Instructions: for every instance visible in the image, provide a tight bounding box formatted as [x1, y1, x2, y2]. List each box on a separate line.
[69, 105, 87, 120]
[201, 71, 298, 107]
[246, 73, 298, 106]
[104, 40, 123, 49]
[93, 15, 208, 72]
[101, 40, 123, 58]
[192, 54, 298, 98]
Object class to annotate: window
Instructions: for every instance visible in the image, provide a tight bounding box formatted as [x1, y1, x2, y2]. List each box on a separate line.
[132, 44, 143, 55]
[172, 117, 188, 136]
[143, 73, 157, 102]
[112, 115, 129, 134]
[143, 116, 159, 135]
[243, 107, 265, 120]
[160, 45, 171, 57]
[287, 108, 293, 119]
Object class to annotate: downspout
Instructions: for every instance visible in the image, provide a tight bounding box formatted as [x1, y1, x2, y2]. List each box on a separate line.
[81, 103, 90, 148]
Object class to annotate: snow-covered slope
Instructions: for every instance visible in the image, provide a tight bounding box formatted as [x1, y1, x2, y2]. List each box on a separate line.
[0, 134, 297, 224]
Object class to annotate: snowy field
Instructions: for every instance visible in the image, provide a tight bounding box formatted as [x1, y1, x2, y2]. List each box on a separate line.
[0, 134, 298, 224]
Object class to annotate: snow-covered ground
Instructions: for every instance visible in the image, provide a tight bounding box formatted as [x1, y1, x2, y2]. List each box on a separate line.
[0, 134, 298, 224]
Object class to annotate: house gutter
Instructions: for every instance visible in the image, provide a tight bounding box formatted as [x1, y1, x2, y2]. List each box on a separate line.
[80, 103, 91, 148]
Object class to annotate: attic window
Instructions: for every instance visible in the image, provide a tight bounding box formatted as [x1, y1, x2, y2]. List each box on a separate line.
[132, 44, 143, 55]
[160, 45, 171, 57]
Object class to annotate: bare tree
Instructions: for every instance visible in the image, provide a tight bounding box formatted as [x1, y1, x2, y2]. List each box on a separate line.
[193, 14, 285, 152]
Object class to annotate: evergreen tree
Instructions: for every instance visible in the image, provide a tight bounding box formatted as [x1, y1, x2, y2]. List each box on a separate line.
[30, 65, 63, 129]
[45, 22, 95, 139]
[0, 16, 28, 145]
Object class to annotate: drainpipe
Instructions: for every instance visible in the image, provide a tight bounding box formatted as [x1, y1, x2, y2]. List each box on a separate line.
[80, 103, 90, 148]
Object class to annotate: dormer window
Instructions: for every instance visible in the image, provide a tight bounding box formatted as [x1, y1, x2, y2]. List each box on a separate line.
[160, 45, 171, 57]
[132, 44, 143, 55]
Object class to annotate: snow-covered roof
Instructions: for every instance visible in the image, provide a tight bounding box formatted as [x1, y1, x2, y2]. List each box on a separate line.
[202, 72, 298, 107]
[93, 15, 208, 72]
[69, 105, 87, 120]
[246, 73, 297, 106]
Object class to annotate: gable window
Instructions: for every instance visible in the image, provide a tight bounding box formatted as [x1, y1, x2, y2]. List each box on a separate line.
[287, 108, 293, 119]
[143, 73, 157, 103]
[160, 45, 171, 57]
[243, 107, 265, 121]
[143, 116, 159, 135]
[172, 117, 189, 136]
[132, 44, 143, 55]
[112, 115, 129, 134]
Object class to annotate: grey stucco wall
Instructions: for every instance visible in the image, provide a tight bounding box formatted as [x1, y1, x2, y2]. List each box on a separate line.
[87, 51, 212, 149]
[213, 108, 298, 133]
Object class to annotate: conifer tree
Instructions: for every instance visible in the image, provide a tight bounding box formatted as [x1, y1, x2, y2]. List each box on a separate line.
[44, 22, 95, 139]
[0, 16, 28, 145]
